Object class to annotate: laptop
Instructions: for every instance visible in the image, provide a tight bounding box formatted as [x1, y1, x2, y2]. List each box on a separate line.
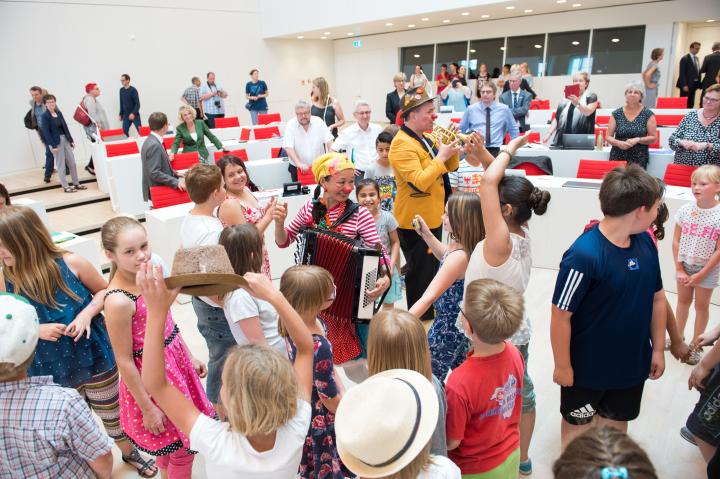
[561, 134, 596, 150]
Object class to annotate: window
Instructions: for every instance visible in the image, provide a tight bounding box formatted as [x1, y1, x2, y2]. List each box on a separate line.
[400, 45, 435, 85]
[590, 25, 645, 74]
[545, 30, 590, 76]
[435, 41, 468, 81]
[505, 34, 545, 77]
[468, 38, 505, 80]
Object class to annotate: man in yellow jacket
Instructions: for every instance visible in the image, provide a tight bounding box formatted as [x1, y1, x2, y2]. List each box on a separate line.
[389, 86, 460, 320]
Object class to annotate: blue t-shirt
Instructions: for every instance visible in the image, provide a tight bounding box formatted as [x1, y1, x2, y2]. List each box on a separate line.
[245, 80, 268, 111]
[552, 224, 662, 390]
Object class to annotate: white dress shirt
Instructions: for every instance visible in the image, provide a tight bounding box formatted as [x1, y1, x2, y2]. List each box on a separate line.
[282, 116, 333, 167]
[331, 122, 383, 171]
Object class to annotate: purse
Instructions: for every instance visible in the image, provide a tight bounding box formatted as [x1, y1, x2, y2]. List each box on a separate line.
[73, 97, 94, 127]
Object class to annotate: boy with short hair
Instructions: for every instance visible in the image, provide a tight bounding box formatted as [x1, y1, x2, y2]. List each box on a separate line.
[446, 278, 525, 477]
[551, 164, 666, 449]
[0, 293, 114, 479]
[364, 129, 398, 212]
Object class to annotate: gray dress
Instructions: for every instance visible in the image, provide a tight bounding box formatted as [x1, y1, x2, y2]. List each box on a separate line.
[643, 61, 660, 108]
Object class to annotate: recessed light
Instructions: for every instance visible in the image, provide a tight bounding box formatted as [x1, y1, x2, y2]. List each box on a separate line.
[320, 36, 327, 40]
[442, 19, 451, 23]
[347, 32, 353, 36]
[707, 19, 716, 23]
[506, 5, 515, 9]
[461, 12, 470, 16]
[572, 3, 582, 6]
[611, 38, 620, 43]
[534, 44, 543, 49]
[408, 24, 415, 28]
[297, 36, 304, 39]
[385, 23, 393, 26]
[556, 0, 566, 3]
[421, 17, 429, 21]
[481, 14, 490, 18]
[470, 49, 477, 53]
[524, 9, 533, 13]
[324, 32, 331, 35]
[572, 41, 580, 45]
[413, 54, 421, 58]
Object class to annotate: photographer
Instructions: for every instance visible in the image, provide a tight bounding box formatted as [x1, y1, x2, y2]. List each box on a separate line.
[200, 71, 228, 129]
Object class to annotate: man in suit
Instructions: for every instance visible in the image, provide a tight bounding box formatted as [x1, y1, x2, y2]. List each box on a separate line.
[677, 42, 702, 108]
[141, 112, 185, 203]
[385, 73, 406, 123]
[700, 42, 720, 104]
[500, 74, 532, 132]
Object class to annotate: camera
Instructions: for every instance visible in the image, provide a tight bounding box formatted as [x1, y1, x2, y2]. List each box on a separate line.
[214, 100, 221, 108]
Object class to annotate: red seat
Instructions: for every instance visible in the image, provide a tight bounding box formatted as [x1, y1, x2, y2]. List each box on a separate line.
[530, 99, 551, 110]
[594, 127, 608, 147]
[105, 141, 139, 157]
[656, 97, 687, 109]
[214, 117, 240, 128]
[528, 132, 541, 143]
[99, 128, 126, 140]
[214, 149, 248, 162]
[450, 117, 461, 124]
[254, 126, 281, 140]
[513, 162, 546, 175]
[595, 115, 611, 126]
[257, 113, 282, 125]
[239, 128, 251, 142]
[171, 152, 199, 170]
[655, 114, 684, 127]
[149, 186, 191, 209]
[649, 130, 660, 149]
[504, 133, 510, 145]
[297, 168, 316, 186]
[138, 126, 151, 137]
[271, 147, 283, 158]
[663, 163, 697, 187]
[551, 111, 557, 121]
[577, 159, 626, 180]
[162, 137, 175, 150]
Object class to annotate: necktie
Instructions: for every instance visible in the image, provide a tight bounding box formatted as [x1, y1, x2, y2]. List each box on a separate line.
[485, 107, 491, 146]
[694, 55, 699, 72]
[513, 93, 518, 109]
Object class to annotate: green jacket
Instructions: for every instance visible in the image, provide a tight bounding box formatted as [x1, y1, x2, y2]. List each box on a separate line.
[171, 120, 223, 161]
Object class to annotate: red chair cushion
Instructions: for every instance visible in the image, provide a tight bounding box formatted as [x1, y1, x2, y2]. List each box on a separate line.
[656, 97, 687, 109]
[99, 128, 126, 140]
[271, 147, 283, 158]
[239, 128, 251, 142]
[162, 137, 175, 150]
[171, 152, 199, 170]
[594, 127, 608, 147]
[530, 99, 551, 110]
[450, 117, 461, 123]
[105, 141, 139, 157]
[214, 149, 248, 162]
[655, 114, 684, 127]
[254, 126, 281, 140]
[663, 163, 697, 187]
[297, 168, 316, 186]
[528, 132, 541, 143]
[596, 115, 611, 126]
[649, 130, 660, 149]
[257, 113, 281, 125]
[214, 117, 240, 128]
[576, 159, 627, 180]
[513, 162, 546, 176]
[149, 186, 191, 209]
[138, 126, 151, 137]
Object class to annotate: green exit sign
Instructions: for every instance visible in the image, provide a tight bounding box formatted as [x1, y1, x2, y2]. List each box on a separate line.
[352, 40, 363, 48]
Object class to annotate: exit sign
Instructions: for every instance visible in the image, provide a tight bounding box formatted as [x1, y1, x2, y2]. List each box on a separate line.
[352, 40, 363, 48]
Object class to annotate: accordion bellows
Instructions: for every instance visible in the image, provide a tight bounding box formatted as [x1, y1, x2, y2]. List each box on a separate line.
[165, 245, 247, 296]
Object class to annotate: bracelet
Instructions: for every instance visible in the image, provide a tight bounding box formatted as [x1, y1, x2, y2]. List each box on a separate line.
[498, 149, 514, 161]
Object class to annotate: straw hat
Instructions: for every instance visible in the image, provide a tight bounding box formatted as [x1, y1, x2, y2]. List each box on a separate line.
[335, 369, 439, 478]
[165, 245, 247, 296]
[0, 293, 39, 366]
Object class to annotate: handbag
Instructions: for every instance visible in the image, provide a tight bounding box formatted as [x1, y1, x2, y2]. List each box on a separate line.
[73, 96, 94, 127]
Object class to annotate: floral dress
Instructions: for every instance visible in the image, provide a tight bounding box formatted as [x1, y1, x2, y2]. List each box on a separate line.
[609, 107, 654, 168]
[222, 189, 272, 279]
[427, 248, 467, 380]
[287, 328, 353, 479]
[669, 110, 720, 166]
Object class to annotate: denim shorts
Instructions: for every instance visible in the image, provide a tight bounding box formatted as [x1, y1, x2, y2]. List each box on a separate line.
[517, 343, 536, 413]
[681, 262, 720, 289]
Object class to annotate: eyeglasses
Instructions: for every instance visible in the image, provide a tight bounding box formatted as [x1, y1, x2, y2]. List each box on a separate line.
[327, 284, 337, 302]
[355, 111, 372, 115]
[704, 97, 720, 103]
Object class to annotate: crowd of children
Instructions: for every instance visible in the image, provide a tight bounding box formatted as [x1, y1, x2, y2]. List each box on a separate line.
[2, 123, 720, 479]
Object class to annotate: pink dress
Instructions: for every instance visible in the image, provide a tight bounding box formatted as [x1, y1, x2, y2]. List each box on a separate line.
[108, 289, 215, 456]
[222, 189, 272, 279]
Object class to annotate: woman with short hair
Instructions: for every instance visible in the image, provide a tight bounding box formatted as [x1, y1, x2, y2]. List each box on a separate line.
[386, 73, 406, 124]
[245, 69, 269, 125]
[543, 72, 599, 146]
[607, 82, 658, 168]
[669, 83, 720, 166]
[170, 105, 228, 165]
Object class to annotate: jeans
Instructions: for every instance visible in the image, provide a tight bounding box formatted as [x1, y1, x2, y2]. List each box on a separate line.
[191, 297, 236, 404]
[249, 109, 268, 125]
[54, 135, 79, 189]
[205, 113, 224, 129]
[398, 226, 441, 320]
[43, 142, 54, 179]
[121, 115, 141, 136]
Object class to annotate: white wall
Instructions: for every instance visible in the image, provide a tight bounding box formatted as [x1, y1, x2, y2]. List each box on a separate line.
[333, 0, 720, 124]
[0, 1, 335, 176]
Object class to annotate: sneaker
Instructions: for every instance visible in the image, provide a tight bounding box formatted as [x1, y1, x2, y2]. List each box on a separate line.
[680, 426, 697, 445]
[519, 459, 532, 476]
[686, 346, 703, 365]
[43, 177, 51, 184]
[72, 184, 88, 191]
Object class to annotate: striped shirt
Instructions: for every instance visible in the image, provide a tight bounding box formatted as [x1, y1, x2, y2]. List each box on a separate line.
[449, 158, 485, 192]
[0, 376, 113, 479]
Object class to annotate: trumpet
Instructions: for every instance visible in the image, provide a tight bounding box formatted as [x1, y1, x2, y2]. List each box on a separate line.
[431, 123, 472, 146]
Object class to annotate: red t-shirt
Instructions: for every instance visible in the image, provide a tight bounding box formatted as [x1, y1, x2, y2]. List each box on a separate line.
[436, 72, 450, 93]
[446, 342, 524, 474]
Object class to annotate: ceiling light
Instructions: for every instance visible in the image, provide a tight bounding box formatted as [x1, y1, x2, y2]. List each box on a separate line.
[442, 19, 451, 23]
[556, 0, 566, 3]
[707, 19, 716, 23]
[296, 36, 304, 39]
[500, 46, 506, 50]
[611, 38, 620, 43]
[506, 5, 516, 9]
[321, 36, 327, 40]
[534, 44, 543, 48]
[347, 32, 353, 36]
[385, 23, 393, 26]
[481, 14, 490, 18]
[421, 17, 429, 21]
[413, 54, 421, 58]
[470, 49, 477, 53]
[408, 24, 415, 28]
[572, 41, 580, 45]
[524, 9, 533, 13]
[324, 31, 331, 35]
[572, 3, 582, 6]
[461, 12, 470, 16]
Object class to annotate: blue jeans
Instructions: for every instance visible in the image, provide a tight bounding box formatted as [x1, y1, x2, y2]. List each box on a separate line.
[205, 113, 224, 129]
[191, 297, 236, 405]
[43, 142, 54, 179]
[249, 109, 268, 125]
[121, 115, 141, 136]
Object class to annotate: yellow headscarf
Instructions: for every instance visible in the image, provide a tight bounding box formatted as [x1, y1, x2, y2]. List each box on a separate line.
[311, 152, 355, 183]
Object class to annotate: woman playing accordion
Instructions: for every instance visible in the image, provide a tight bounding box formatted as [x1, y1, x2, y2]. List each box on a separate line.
[273, 153, 390, 372]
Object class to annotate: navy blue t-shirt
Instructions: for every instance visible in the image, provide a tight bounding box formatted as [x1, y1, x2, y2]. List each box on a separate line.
[552, 224, 662, 390]
[245, 80, 268, 111]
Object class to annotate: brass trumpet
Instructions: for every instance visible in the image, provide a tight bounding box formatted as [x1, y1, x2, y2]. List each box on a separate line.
[431, 123, 472, 146]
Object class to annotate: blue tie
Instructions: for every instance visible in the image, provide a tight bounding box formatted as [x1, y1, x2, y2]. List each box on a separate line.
[513, 93, 518, 109]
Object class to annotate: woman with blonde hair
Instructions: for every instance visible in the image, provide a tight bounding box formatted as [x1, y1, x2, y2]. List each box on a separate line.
[311, 76, 345, 138]
[544, 71, 599, 146]
[607, 82, 658, 168]
[0, 206, 156, 477]
[170, 104, 228, 164]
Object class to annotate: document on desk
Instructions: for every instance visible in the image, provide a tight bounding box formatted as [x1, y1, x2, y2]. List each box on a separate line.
[562, 180, 602, 189]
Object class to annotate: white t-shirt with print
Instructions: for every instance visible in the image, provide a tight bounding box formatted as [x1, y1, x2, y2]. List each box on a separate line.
[417, 455, 462, 478]
[675, 202, 720, 265]
[180, 213, 224, 307]
[189, 400, 311, 478]
[223, 288, 286, 354]
[449, 158, 484, 193]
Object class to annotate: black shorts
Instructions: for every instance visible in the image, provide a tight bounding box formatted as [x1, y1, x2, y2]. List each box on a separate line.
[686, 364, 720, 447]
[560, 382, 645, 425]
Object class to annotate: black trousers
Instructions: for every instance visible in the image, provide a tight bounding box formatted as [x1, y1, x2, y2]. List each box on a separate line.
[288, 164, 298, 182]
[398, 226, 442, 320]
[680, 87, 699, 108]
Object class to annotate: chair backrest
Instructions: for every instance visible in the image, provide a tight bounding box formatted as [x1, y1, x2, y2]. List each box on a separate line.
[576, 159, 627, 179]
[138, 126, 151, 137]
[528, 132, 541, 143]
[214, 117, 240, 128]
[213, 149, 248, 162]
[254, 126, 281, 140]
[663, 163, 697, 187]
[655, 114, 684, 127]
[595, 115, 611, 126]
[449, 117, 462, 123]
[513, 162, 546, 176]
[530, 99, 551, 110]
[594, 127, 608, 147]
[171, 151, 199, 170]
[105, 141, 139, 157]
[271, 147, 283, 158]
[649, 130, 660, 149]
[239, 128, 251, 142]
[297, 168, 316, 186]
[162, 137, 175, 150]
[656, 97, 687, 109]
[149, 186, 191, 209]
[257, 113, 282, 125]
[99, 128, 126, 140]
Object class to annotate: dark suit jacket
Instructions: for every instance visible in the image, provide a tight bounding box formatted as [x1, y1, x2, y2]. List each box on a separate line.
[40, 110, 73, 148]
[676, 53, 701, 89]
[171, 120, 223, 161]
[502, 79, 537, 99]
[700, 52, 720, 89]
[141, 134, 179, 202]
[386, 90, 403, 123]
[499, 90, 532, 131]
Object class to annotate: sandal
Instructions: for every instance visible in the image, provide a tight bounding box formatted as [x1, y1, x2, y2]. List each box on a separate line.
[63, 187, 77, 193]
[122, 448, 158, 478]
[73, 184, 88, 190]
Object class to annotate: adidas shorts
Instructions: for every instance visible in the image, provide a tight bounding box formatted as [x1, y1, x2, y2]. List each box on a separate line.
[560, 382, 645, 425]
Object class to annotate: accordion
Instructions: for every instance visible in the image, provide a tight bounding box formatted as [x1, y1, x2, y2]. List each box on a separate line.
[296, 228, 386, 324]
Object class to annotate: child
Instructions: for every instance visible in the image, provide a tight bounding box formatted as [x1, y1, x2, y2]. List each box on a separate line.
[335, 369, 461, 479]
[139, 264, 315, 478]
[180, 163, 233, 411]
[278, 265, 352, 479]
[551, 165, 665, 449]
[0, 293, 114, 479]
[409, 191, 485, 380]
[102, 216, 214, 478]
[448, 146, 485, 194]
[357, 179, 402, 309]
[364, 130, 398, 212]
[218, 224, 285, 353]
[367, 309, 448, 457]
[446, 278, 525, 477]
[553, 427, 657, 479]
[673, 165, 720, 364]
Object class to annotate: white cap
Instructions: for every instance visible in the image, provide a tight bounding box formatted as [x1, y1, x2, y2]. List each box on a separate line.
[0, 294, 39, 366]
